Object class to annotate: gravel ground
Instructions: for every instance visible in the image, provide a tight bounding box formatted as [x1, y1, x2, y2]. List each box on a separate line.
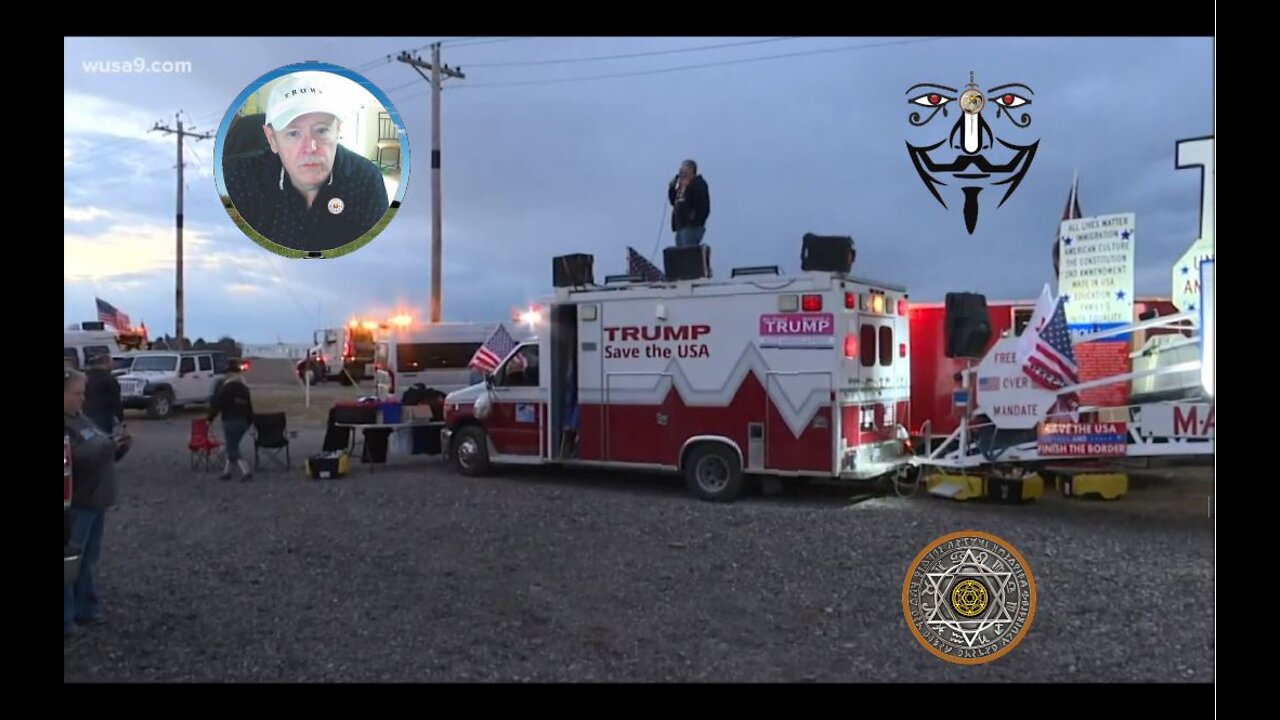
[64, 414, 1214, 682]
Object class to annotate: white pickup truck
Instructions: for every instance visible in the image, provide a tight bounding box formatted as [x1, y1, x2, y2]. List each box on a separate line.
[116, 350, 231, 419]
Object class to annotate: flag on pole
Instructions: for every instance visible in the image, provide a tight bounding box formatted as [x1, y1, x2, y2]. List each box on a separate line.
[1020, 296, 1079, 391]
[1053, 172, 1083, 276]
[95, 297, 131, 330]
[627, 246, 665, 282]
[1015, 284, 1056, 365]
[469, 324, 524, 375]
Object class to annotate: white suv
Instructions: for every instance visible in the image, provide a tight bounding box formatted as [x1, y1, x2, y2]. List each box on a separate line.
[118, 351, 229, 419]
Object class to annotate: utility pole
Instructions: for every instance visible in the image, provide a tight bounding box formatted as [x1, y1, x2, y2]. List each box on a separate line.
[398, 44, 465, 323]
[152, 113, 212, 349]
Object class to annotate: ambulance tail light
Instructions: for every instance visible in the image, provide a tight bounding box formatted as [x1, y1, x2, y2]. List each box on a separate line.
[844, 292, 856, 310]
[871, 295, 885, 314]
[897, 299, 907, 316]
[844, 334, 858, 359]
[801, 294, 823, 312]
[778, 295, 799, 312]
[900, 343, 907, 358]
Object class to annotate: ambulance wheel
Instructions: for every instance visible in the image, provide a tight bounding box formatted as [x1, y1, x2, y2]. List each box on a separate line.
[684, 443, 744, 502]
[452, 426, 491, 477]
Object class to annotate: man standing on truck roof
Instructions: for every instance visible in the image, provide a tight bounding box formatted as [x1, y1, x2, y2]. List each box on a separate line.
[223, 71, 390, 254]
[83, 353, 123, 435]
[668, 159, 710, 248]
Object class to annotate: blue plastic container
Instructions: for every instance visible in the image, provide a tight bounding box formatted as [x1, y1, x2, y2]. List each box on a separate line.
[379, 401, 403, 424]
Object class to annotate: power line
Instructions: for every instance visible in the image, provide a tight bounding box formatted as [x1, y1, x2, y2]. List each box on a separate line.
[441, 37, 525, 48]
[63, 135, 154, 168]
[438, 37, 949, 93]
[460, 37, 798, 68]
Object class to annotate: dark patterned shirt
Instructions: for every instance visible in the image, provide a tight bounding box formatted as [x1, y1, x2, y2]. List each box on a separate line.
[225, 143, 390, 253]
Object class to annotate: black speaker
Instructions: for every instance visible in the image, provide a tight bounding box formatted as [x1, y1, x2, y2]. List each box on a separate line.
[552, 254, 594, 288]
[944, 292, 992, 359]
[801, 233, 856, 273]
[663, 244, 711, 281]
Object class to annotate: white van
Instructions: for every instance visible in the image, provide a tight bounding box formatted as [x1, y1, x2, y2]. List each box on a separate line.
[63, 326, 120, 369]
[377, 322, 534, 396]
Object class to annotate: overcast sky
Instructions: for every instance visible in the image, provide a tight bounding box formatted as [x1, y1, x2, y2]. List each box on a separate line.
[64, 36, 1213, 343]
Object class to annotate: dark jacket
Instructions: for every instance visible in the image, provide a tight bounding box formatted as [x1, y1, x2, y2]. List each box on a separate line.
[668, 174, 710, 231]
[65, 412, 118, 510]
[208, 378, 254, 424]
[224, 144, 390, 253]
[84, 366, 123, 431]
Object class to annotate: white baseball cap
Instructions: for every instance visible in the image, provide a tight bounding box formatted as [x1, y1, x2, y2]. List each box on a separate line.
[264, 71, 344, 129]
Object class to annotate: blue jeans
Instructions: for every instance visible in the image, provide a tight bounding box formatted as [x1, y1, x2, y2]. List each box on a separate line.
[64, 508, 105, 631]
[223, 419, 250, 462]
[675, 226, 706, 247]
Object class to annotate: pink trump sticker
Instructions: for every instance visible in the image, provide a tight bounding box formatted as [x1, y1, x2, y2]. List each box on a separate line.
[759, 313, 835, 336]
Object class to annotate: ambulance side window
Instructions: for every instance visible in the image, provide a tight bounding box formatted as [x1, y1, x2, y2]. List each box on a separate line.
[500, 345, 540, 388]
[64, 348, 80, 369]
[879, 326, 893, 366]
[860, 324, 876, 367]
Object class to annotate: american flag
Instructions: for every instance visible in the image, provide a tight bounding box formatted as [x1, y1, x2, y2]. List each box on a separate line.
[1021, 297, 1079, 390]
[627, 246, 665, 282]
[978, 376, 1000, 392]
[96, 297, 131, 330]
[1053, 173, 1083, 276]
[469, 324, 525, 375]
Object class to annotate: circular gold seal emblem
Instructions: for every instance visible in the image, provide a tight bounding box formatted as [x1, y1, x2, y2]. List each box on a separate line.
[959, 88, 985, 115]
[902, 530, 1036, 665]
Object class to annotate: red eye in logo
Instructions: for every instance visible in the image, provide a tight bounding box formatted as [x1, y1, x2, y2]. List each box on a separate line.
[910, 92, 953, 108]
[994, 93, 1030, 109]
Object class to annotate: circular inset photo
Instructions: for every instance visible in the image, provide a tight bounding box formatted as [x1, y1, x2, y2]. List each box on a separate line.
[214, 62, 409, 258]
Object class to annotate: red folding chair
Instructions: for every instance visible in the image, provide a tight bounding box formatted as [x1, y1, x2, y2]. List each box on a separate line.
[189, 418, 225, 471]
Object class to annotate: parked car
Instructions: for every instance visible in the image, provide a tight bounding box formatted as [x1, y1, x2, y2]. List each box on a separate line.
[116, 350, 231, 419]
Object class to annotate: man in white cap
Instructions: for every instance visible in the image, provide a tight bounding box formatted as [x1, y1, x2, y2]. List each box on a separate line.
[224, 71, 391, 254]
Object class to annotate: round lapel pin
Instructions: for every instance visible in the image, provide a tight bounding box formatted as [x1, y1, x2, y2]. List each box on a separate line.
[328, 198, 345, 215]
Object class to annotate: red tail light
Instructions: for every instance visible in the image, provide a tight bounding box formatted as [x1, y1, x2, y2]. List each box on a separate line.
[899, 343, 907, 358]
[801, 294, 823, 312]
[897, 299, 907, 316]
[844, 292, 856, 309]
[844, 334, 857, 359]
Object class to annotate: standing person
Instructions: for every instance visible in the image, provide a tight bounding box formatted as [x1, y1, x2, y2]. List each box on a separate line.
[64, 368, 129, 640]
[667, 159, 711, 247]
[84, 352, 123, 435]
[208, 361, 255, 482]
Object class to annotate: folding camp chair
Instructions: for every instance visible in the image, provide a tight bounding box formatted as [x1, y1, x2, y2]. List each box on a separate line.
[253, 412, 291, 471]
[188, 418, 224, 472]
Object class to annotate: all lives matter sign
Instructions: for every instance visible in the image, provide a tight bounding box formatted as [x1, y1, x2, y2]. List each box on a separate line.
[1058, 213, 1136, 336]
[1058, 213, 1136, 408]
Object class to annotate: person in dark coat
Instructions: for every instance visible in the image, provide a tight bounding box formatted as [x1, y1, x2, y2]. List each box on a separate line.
[65, 368, 130, 640]
[667, 159, 711, 247]
[208, 361, 255, 481]
[83, 353, 123, 434]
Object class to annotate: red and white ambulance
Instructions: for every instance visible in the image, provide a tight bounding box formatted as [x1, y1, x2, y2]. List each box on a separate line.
[441, 262, 912, 501]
